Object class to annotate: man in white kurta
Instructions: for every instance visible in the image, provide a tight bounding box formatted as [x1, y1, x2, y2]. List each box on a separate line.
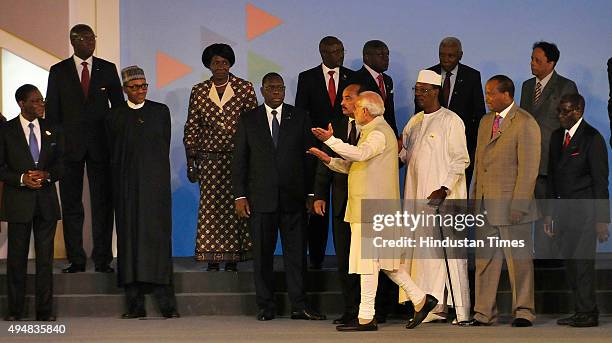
[310, 91, 437, 331]
[399, 70, 471, 323]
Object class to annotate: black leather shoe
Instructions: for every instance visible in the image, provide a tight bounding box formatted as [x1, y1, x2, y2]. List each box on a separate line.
[162, 311, 181, 319]
[336, 318, 378, 331]
[333, 313, 357, 324]
[568, 313, 598, 327]
[95, 265, 114, 273]
[511, 318, 533, 327]
[309, 263, 322, 270]
[557, 314, 578, 325]
[256, 309, 275, 321]
[206, 263, 220, 272]
[4, 315, 21, 321]
[291, 308, 326, 320]
[459, 319, 493, 326]
[224, 262, 237, 272]
[406, 294, 438, 329]
[36, 315, 57, 322]
[62, 263, 85, 273]
[121, 312, 146, 319]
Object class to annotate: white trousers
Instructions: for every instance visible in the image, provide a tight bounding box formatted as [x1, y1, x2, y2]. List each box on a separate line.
[358, 260, 426, 320]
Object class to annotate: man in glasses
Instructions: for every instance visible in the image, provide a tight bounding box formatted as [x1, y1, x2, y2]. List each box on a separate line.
[400, 70, 471, 324]
[106, 66, 178, 319]
[45, 24, 124, 274]
[1, 84, 64, 321]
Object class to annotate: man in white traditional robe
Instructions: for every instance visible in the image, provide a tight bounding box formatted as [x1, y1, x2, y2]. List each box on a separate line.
[399, 70, 471, 323]
[309, 91, 437, 331]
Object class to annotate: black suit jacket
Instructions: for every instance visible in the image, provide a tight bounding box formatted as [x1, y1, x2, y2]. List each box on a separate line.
[546, 120, 610, 223]
[607, 58, 612, 135]
[45, 56, 123, 162]
[416, 63, 486, 160]
[0, 118, 64, 222]
[295, 65, 354, 129]
[350, 66, 398, 135]
[232, 104, 316, 213]
[313, 115, 350, 217]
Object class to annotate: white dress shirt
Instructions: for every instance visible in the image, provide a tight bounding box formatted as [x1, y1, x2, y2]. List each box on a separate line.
[19, 114, 42, 184]
[495, 101, 515, 126]
[535, 69, 554, 91]
[73, 55, 93, 80]
[322, 64, 340, 92]
[565, 117, 583, 141]
[127, 99, 145, 109]
[364, 64, 385, 94]
[264, 103, 283, 135]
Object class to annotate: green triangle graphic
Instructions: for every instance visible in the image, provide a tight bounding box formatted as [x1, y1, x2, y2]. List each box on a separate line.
[248, 50, 282, 85]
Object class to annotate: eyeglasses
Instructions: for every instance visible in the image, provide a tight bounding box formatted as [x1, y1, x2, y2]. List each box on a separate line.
[412, 87, 434, 95]
[125, 83, 149, 91]
[264, 85, 286, 92]
[72, 34, 97, 42]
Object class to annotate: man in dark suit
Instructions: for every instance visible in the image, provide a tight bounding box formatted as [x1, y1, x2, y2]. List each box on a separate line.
[1, 85, 64, 321]
[312, 83, 362, 324]
[232, 72, 325, 321]
[520, 41, 578, 263]
[45, 24, 124, 273]
[545, 94, 609, 327]
[350, 40, 398, 136]
[295, 36, 355, 270]
[416, 37, 486, 185]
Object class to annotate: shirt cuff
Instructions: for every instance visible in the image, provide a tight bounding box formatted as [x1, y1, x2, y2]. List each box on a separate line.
[20, 173, 25, 186]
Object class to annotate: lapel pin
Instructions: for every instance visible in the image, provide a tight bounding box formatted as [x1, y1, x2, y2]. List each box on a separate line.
[45, 130, 52, 136]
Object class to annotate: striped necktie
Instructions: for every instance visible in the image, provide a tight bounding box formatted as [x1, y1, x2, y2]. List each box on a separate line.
[533, 81, 542, 105]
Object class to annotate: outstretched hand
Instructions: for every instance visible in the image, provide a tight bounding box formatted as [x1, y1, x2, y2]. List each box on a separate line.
[306, 147, 331, 164]
[311, 123, 334, 142]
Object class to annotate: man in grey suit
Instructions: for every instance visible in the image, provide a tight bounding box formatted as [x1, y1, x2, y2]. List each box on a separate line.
[520, 41, 578, 263]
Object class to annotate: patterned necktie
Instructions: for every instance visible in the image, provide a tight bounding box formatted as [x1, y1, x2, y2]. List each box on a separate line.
[563, 131, 571, 150]
[442, 72, 452, 107]
[348, 120, 357, 145]
[327, 71, 336, 107]
[491, 114, 501, 138]
[271, 110, 280, 147]
[28, 122, 40, 164]
[533, 81, 542, 105]
[377, 74, 386, 101]
[81, 61, 90, 98]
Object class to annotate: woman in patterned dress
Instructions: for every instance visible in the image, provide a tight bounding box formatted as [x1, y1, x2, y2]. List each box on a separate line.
[183, 44, 258, 271]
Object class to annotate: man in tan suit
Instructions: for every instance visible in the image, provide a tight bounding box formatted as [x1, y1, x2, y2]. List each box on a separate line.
[309, 91, 436, 331]
[465, 75, 540, 327]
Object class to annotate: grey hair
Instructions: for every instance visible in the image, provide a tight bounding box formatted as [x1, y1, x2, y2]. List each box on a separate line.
[358, 91, 385, 117]
[439, 37, 462, 52]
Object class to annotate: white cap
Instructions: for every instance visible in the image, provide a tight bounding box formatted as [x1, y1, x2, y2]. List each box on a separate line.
[416, 70, 442, 86]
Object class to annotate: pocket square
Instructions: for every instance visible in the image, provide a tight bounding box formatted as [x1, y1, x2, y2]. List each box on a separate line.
[45, 130, 52, 136]
[570, 152, 580, 156]
[100, 87, 106, 91]
[50, 142, 57, 146]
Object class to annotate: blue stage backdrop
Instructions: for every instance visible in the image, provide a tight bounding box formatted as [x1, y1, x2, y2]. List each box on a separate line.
[120, 0, 612, 256]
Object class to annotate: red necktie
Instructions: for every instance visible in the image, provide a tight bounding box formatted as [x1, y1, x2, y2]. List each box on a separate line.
[563, 132, 571, 150]
[81, 61, 90, 98]
[491, 114, 501, 138]
[327, 70, 336, 107]
[442, 72, 452, 107]
[377, 74, 386, 101]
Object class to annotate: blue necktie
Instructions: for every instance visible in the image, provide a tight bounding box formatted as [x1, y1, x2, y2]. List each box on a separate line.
[271, 110, 280, 147]
[28, 122, 40, 164]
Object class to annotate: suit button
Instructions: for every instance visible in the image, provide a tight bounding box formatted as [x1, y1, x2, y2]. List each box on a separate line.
[484, 169, 487, 172]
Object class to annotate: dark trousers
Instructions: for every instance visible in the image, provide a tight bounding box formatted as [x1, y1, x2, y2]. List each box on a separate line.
[124, 282, 177, 315]
[249, 211, 306, 312]
[60, 157, 113, 266]
[307, 196, 329, 267]
[565, 259, 598, 314]
[534, 175, 558, 259]
[332, 215, 359, 316]
[7, 218, 57, 318]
